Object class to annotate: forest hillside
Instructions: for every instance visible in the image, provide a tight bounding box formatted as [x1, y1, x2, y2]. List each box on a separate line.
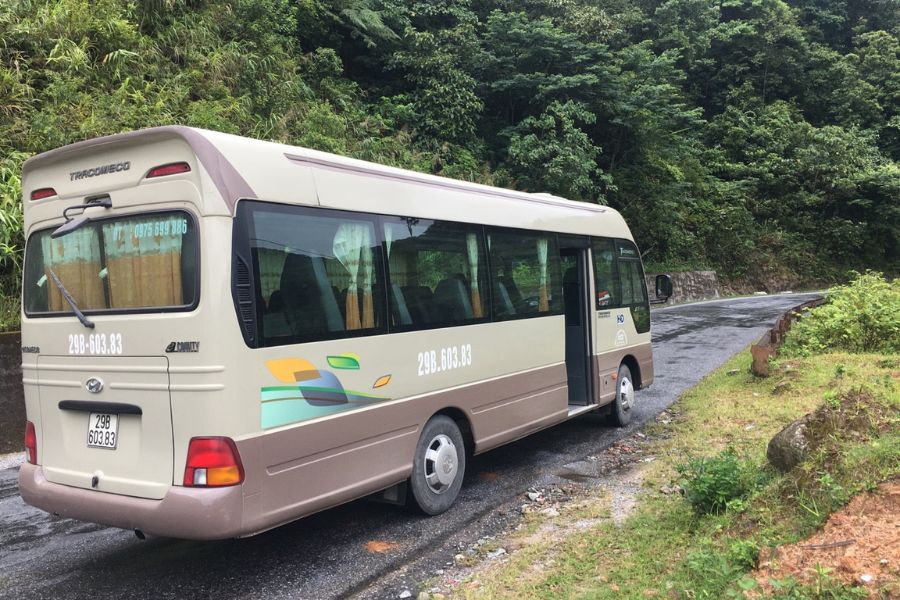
[1, 0, 898, 328]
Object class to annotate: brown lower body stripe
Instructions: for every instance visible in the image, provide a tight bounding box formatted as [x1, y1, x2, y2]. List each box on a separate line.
[20, 346, 652, 540]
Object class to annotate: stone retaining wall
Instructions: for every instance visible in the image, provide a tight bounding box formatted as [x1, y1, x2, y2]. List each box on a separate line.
[750, 297, 826, 376]
[0, 331, 24, 454]
[646, 270, 721, 305]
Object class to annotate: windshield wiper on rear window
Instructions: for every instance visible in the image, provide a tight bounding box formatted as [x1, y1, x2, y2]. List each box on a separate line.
[47, 267, 95, 329]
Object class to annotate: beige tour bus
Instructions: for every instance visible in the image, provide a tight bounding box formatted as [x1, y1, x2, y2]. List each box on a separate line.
[18, 126, 671, 539]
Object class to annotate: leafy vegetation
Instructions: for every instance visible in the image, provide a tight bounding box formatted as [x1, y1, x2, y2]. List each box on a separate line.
[784, 272, 900, 356]
[676, 446, 765, 515]
[1, 0, 899, 330]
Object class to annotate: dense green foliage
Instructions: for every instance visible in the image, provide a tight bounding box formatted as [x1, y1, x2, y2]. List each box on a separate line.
[676, 447, 764, 514]
[0, 0, 898, 330]
[784, 272, 900, 355]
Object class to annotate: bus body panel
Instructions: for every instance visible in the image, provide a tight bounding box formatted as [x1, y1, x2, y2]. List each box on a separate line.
[594, 307, 653, 397]
[234, 361, 568, 535]
[225, 316, 567, 526]
[23, 136, 202, 214]
[36, 355, 172, 499]
[305, 154, 629, 238]
[18, 462, 245, 539]
[21, 126, 254, 218]
[593, 344, 654, 406]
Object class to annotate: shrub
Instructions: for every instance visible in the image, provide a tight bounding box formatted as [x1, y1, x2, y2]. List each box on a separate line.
[676, 448, 762, 515]
[783, 272, 900, 356]
[0, 152, 25, 333]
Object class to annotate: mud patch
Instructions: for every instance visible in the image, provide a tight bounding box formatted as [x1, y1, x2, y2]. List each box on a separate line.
[755, 479, 900, 597]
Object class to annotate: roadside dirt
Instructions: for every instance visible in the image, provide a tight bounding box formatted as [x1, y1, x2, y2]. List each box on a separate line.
[754, 479, 900, 598]
[414, 413, 676, 598]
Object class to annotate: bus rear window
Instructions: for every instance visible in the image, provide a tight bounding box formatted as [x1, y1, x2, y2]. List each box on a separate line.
[23, 211, 198, 314]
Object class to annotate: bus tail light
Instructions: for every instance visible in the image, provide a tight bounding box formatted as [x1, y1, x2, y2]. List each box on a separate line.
[183, 437, 244, 487]
[146, 162, 191, 178]
[24, 421, 37, 465]
[31, 188, 57, 201]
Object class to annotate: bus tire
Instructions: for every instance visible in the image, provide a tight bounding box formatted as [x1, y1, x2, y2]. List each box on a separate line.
[407, 415, 466, 515]
[609, 363, 634, 427]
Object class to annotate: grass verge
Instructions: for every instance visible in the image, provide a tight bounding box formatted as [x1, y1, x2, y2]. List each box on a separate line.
[449, 351, 899, 599]
[0, 292, 18, 333]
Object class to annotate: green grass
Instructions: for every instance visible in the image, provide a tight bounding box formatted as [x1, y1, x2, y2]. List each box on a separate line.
[454, 351, 899, 599]
[0, 292, 18, 333]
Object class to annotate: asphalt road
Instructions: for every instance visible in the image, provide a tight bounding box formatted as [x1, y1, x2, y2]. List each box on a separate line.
[0, 293, 821, 600]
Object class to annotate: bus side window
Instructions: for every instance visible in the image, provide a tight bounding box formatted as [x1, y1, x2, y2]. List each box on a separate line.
[487, 228, 563, 320]
[246, 204, 385, 346]
[383, 218, 487, 331]
[591, 237, 618, 309]
[615, 240, 650, 334]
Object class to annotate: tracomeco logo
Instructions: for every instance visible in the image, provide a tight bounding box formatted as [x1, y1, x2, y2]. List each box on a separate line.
[69, 161, 130, 181]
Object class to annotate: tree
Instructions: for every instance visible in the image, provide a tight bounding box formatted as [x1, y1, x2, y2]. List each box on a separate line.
[506, 101, 607, 201]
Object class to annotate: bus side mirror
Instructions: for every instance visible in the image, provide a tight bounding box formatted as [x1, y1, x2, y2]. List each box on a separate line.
[655, 274, 673, 302]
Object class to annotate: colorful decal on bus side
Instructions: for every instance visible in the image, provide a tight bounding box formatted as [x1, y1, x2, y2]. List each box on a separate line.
[260, 357, 391, 429]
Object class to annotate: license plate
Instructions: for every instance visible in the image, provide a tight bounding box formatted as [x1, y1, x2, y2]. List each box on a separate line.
[87, 413, 119, 449]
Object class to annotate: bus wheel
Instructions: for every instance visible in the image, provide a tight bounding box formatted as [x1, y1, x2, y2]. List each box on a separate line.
[609, 363, 634, 427]
[408, 415, 466, 515]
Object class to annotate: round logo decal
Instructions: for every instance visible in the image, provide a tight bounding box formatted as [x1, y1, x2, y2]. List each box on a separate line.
[85, 377, 104, 394]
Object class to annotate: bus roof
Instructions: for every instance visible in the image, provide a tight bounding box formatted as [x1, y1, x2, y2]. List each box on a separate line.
[23, 126, 632, 239]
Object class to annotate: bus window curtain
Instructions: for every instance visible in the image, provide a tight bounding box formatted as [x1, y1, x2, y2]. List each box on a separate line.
[383, 222, 408, 286]
[257, 248, 287, 307]
[333, 223, 365, 330]
[537, 237, 549, 312]
[102, 221, 183, 308]
[41, 229, 105, 311]
[361, 228, 375, 329]
[466, 232, 482, 318]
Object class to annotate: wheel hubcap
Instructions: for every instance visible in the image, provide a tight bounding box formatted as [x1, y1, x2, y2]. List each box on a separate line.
[424, 434, 458, 494]
[619, 376, 633, 412]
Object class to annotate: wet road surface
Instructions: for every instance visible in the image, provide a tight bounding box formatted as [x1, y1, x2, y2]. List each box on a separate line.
[0, 293, 820, 600]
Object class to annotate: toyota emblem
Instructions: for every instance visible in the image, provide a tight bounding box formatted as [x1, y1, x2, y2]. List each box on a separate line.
[85, 377, 104, 394]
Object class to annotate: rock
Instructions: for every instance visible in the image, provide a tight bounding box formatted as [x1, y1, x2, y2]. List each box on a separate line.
[659, 484, 682, 495]
[767, 415, 812, 473]
[750, 342, 774, 377]
[399, 591, 412, 599]
[540, 507, 560, 517]
[772, 380, 792, 395]
[486, 548, 507, 559]
[526, 491, 541, 502]
[727, 369, 740, 376]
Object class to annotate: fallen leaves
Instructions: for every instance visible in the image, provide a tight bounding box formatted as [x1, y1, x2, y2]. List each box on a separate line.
[365, 540, 399, 553]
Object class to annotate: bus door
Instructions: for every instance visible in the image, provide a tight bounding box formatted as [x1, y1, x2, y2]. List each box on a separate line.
[558, 236, 594, 406]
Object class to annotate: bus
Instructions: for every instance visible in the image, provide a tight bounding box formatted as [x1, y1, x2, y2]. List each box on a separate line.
[18, 126, 671, 540]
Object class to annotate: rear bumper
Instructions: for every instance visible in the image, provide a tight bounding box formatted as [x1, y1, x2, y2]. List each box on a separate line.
[18, 463, 246, 540]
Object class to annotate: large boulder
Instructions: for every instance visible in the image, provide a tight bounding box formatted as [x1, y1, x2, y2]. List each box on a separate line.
[767, 415, 812, 473]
